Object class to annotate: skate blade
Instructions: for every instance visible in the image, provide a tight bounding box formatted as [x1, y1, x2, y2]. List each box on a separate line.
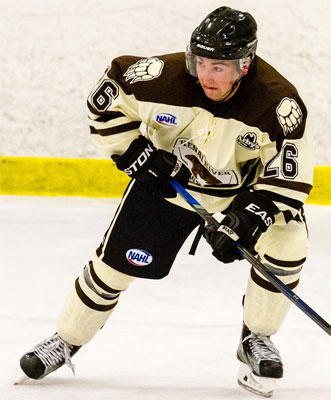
[237, 362, 277, 398]
[13, 373, 30, 385]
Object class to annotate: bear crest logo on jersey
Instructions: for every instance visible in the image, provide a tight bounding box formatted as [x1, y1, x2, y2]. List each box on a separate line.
[124, 58, 164, 84]
[236, 132, 260, 150]
[276, 97, 303, 136]
[173, 138, 238, 186]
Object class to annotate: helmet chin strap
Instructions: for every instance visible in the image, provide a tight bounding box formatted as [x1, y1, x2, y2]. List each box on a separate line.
[208, 60, 252, 103]
[219, 79, 241, 102]
[198, 59, 252, 103]
[204, 79, 240, 103]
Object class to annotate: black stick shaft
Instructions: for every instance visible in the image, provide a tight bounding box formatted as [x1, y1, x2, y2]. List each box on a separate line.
[170, 179, 331, 336]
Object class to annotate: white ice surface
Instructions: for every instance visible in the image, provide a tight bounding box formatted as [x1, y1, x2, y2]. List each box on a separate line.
[0, 196, 330, 399]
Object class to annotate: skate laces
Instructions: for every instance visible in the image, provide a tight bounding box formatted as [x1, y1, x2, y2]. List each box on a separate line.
[32, 333, 76, 374]
[245, 333, 281, 363]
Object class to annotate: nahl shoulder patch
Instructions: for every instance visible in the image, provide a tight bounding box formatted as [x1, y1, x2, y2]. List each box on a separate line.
[276, 97, 303, 136]
[124, 57, 164, 84]
[236, 132, 260, 150]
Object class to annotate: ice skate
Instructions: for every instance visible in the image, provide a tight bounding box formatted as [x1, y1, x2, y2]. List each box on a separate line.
[236, 324, 283, 397]
[16, 333, 80, 383]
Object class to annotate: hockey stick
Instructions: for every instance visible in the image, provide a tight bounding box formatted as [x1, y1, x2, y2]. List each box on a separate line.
[170, 179, 331, 337]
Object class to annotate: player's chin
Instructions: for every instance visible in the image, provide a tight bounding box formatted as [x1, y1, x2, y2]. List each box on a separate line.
[203, 89, 223, 101]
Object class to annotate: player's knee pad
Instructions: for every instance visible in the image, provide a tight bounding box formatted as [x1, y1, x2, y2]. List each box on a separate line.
[57, 255, 135, 346]
[243, 219, 307, 336]
[243, 263, 302, 337]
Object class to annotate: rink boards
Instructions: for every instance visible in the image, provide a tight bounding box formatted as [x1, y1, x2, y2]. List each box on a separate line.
[0, 156, 330, 205]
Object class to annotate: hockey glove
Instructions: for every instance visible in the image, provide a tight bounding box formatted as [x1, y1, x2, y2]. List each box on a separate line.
[112, 136, 191, 198]
[204, 191, 279, 264]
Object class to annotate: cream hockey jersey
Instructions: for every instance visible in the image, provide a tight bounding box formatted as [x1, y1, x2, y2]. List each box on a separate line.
[87, 52, 314, 223]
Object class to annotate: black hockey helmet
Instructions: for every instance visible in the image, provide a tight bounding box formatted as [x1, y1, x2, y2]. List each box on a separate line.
[186, 6, 257, 77]
[190, 6, 257, 60]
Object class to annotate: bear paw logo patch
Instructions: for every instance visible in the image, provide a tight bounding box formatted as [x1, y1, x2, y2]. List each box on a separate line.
[236, 132, 260, 150]
[276, 97, 303, 136]
[124, 58, 164, 84]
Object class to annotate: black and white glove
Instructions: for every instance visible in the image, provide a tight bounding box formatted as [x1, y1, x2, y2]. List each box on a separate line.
[112, 136, 191, 198]
[203, 191, 279, 264]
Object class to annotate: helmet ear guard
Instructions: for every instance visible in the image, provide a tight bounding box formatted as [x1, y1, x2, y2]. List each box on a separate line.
[238, 56, 251, 77]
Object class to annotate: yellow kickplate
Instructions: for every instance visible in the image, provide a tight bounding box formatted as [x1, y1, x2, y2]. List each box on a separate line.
[0, 156, 330, 204]
[305, 166, 331, 205]
[0, 156, 130, 197]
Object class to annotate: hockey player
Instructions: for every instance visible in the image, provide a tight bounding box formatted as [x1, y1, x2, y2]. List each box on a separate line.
[18, 6, 314, 397]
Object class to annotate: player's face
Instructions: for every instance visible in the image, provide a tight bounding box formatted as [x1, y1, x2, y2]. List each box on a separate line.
[196, 57, 239, 101]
